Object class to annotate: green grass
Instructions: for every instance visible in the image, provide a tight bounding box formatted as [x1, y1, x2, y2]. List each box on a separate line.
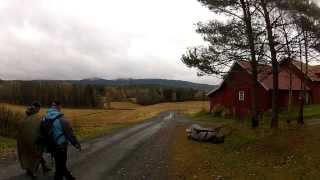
[266, 104, 320, 120]
[190, 104, 320, 130]
[0, 136, 16, 156]
[300, 104, 320, 119]
[190, 110, 234, 123]
[170, 105, 320, 179]
[170, 116, 320, 180]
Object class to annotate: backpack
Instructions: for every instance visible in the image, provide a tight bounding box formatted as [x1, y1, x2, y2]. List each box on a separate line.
[38, 115, 63, 153]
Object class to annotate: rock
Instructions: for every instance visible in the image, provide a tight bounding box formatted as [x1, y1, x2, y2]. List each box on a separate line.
[186, 124, 225, 144]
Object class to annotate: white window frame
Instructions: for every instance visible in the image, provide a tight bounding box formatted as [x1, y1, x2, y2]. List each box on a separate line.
[239, 91, 245, 101]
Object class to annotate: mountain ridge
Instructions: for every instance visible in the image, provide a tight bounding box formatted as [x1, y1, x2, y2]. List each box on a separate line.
[0, 78, 217, 92]
[75, 78, 216, 91]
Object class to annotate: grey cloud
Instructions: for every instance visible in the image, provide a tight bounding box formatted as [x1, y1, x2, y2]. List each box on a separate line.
[0, 0, 219, 85]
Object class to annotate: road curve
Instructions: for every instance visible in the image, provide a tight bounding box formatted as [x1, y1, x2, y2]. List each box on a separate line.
[0, 111, 178, 180]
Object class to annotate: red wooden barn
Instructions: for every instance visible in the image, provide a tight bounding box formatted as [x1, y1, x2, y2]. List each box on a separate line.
[208, 60, 320, 117]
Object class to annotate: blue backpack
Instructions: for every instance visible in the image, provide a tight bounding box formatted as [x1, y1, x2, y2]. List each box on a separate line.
[38, 115, 63, 153]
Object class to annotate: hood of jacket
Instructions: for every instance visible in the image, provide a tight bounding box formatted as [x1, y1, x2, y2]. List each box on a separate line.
[44, 107, 67, 145]
[25, 106, 38, 116]
[45, 107, 64, 120]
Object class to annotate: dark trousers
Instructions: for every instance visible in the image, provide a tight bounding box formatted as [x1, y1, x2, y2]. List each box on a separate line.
[53, 147, 75, 180]
[40, 157, 47, 169]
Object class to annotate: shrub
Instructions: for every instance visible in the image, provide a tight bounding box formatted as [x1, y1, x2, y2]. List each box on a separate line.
[136, 89, 163, 105]
[221, 108, 232, 118]
[212, 104, 225, 117]
[0, 105, 24, 138]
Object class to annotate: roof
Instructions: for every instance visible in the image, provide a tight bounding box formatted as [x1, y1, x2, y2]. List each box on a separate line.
[237, 61, 272, 85]
[208, 60, 310, 96]
[291, 60, 320, 81]
[260, 68, 310, 90]
[238, 61, 310, 90]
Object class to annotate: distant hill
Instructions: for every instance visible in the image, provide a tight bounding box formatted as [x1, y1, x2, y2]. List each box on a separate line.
[71, 78, 217, 92]
[3, 78, 217, 92]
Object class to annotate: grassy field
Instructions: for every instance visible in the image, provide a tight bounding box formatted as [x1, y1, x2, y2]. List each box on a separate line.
[169, 106, 320, 180]
[0, 101, 208, 157]
[0, 136, 16, 158]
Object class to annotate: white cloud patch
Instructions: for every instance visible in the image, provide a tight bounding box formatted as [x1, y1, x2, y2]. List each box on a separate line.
[313, 0, 320, 6]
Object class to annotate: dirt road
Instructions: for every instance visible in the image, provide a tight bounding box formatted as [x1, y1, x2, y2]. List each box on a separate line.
[0, 111, 188, 180]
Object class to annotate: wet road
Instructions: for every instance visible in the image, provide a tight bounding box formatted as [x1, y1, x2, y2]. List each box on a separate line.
[0, 111, 182, 180]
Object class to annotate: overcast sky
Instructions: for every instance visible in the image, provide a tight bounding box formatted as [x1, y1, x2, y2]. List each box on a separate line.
[1, 1, 319, 85]
[0, 0, 223, 85]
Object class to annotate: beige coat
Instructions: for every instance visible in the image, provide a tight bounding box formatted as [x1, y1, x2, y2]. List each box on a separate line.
[17, 113, 42, 173]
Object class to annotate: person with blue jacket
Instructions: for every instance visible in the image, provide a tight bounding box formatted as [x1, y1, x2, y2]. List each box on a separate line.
[44, 101, 81, 180]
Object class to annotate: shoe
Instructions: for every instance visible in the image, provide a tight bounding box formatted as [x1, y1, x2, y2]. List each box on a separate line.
[66, 174, 76, 180]
[26, 170, 37, 179]
[66, 176, 76, 180]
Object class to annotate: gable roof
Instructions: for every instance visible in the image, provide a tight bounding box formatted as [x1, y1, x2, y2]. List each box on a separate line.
[238, 61, 309, 91]
[208, 60, 310, 96]
[291, 60, 320, 81]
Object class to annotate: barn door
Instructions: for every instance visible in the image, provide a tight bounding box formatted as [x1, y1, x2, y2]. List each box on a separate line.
[234, 88, 251, 118]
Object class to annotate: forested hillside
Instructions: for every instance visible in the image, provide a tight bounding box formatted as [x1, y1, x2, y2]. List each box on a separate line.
[0, 80, 213, 107]
[47, 78, 215, 91]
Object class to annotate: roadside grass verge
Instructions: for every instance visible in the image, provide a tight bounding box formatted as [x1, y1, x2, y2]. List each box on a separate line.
[169, 123, 320, 179]
[0, 136, 16, 157]
[169, 108, 320, 180]
[190, 110, 234, 124]
[190, 104, 320, 128]
[74, 122, 138, 140]
[262, 105, 320, 124]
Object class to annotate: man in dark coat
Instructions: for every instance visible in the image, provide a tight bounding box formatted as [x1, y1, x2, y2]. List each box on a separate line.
[17, 102, 51, 178]
[43, 101, 81, 180]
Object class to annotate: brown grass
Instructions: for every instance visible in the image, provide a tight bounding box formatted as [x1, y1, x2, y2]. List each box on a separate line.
[0, 136, 16, 158]
[1, 101, 208, 140]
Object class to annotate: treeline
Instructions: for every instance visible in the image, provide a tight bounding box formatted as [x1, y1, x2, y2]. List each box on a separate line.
[106, 86, 207, 105]
[0, 81, 207, 108]
[0, 81, 103, 108]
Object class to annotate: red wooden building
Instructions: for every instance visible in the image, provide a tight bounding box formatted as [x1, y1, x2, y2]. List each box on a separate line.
[208, 60, 320, 117]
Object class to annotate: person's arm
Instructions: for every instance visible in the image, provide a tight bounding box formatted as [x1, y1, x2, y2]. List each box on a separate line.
[61, 118, 81, 150]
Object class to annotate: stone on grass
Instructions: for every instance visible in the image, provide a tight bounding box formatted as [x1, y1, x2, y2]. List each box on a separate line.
[186, 124, 225, 144]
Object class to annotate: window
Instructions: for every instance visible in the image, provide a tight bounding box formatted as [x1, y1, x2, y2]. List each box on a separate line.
[239, 91, 245, 101]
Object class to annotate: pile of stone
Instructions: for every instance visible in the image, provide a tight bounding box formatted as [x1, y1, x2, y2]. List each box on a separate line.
[186, 124, 225, 144]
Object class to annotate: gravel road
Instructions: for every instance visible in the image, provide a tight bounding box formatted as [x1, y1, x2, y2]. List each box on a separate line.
[0, 111, 188, 180]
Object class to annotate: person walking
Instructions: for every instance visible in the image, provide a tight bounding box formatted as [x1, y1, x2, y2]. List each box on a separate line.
[42, 101, 81, 180]
[17, 102, 51, 179]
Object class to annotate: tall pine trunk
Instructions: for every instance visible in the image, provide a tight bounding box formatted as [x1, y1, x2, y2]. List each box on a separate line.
[298, 31, 308, 125]
[281, 20, 293, 113]
[298, 38, 304, 124]
[261, 0, 279, 128]
[240, 0, 259, 128]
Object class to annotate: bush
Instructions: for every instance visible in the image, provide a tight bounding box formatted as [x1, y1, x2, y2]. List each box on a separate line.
[0, 105, 24, 138]
[136, 89, 163, 105]
[212, 105, 232, 118]
[212, 104, 225, 117]
[221, 108, 232, 118]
